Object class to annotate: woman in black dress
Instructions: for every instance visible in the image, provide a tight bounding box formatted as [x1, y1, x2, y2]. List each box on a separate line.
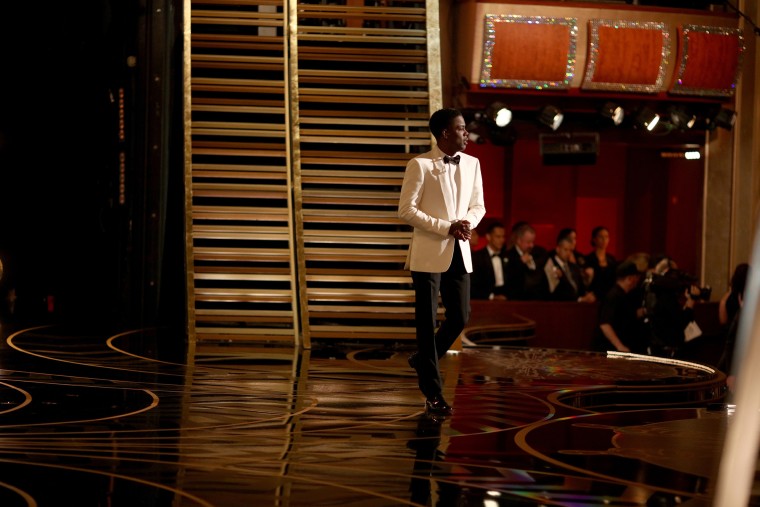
[585, 226, 618, 300]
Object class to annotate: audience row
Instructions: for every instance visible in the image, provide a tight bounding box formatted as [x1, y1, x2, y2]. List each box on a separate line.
[471, 221, 750, 370]
[471, 222, 616, 303]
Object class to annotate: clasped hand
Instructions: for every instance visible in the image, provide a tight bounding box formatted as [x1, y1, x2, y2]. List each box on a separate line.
[449, 220, 472, 241]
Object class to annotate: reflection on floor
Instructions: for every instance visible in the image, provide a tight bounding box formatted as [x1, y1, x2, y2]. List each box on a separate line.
[0, 325, 752, 506]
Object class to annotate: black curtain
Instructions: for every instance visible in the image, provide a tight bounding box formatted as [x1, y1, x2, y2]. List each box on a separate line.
[0, 0, 185, 330]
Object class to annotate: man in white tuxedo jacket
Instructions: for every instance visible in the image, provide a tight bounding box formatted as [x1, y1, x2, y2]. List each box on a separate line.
[398, 108, 486, 416]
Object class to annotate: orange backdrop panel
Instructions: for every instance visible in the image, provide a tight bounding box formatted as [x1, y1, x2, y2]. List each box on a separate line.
[678, 31, 741, 90]
[490, 23, 571, 82]
[592, 26, 663, 85]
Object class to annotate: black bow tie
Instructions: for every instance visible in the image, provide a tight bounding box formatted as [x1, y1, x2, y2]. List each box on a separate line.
[443, 155, 460, 164]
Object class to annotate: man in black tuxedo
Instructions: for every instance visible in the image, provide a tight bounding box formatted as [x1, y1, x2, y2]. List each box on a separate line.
[471, 222, 508, 300]
[544, 236, 596, 302]
[504, 222, 546, 300]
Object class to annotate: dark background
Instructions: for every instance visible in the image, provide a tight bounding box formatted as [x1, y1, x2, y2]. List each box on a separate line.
[0, 1, 185, 329]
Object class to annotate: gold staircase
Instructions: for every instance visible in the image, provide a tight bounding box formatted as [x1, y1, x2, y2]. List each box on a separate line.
[185, 0, 441, 346]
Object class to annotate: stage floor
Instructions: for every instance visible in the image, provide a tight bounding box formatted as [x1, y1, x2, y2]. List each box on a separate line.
[0, 325, 752, 506]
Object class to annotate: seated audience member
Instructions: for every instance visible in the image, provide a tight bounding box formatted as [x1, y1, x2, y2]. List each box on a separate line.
[544, 235, 596, 303]
[556, 228, 582, 266]
[557, 227, 593, 289]
[627, 251, 653, 333]
[505, 222, 546, 300]
[471, 222, 508, 300]
[585, 226, 618, 300]
[506, 221, 528, 251]
[592, 260, 646, 353]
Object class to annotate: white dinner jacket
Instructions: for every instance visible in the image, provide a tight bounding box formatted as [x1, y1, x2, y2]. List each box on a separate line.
[398, 145, 486, 273]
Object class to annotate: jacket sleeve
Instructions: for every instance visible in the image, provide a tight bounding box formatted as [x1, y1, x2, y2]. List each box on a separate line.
[398, 158, 452, 237]
[462, 158, 486, 228]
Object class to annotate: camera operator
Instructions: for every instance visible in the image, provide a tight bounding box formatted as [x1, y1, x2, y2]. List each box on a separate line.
[640, 256, 709, 358]
[592, 260, 646, 354]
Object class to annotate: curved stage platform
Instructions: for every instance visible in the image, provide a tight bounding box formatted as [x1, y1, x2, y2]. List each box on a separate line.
[0, 325, 750, 506]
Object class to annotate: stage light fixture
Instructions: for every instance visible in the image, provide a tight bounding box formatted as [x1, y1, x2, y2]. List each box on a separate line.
[712, 108, 737, 130]
[538, 105, 563, 131]
[486, 102, 512, 128]
[635, 107, 660, 131]
[660, 150, 701, 160]
[669, 106, 696, 130]
[600, 102, 624, 126]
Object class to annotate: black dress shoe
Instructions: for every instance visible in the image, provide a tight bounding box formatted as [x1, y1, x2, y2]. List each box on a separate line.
[407, 352, 418, 370]
[425, 396, 453, 416]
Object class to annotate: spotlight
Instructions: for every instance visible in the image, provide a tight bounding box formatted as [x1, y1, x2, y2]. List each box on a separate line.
[486, 102, 512, 127]
[600, 102, 624, 126]
[669, 106, 696, 130]
[712, 108, 737, 130]
[635, 107, 660, 131]
[538, 105, 563, 131]
[660, 151, 701, 160]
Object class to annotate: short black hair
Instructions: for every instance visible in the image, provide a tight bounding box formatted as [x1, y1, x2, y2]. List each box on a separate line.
[616, 260, 640, 279]
[429, 108, 462, 140]
[486, 222, 505, 234]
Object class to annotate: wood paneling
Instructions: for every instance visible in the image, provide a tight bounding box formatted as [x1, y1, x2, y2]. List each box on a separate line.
[490, 22, 573, 83]
[598, 27, 661, 84]
[457, 2, 739, 94]
[584, 23, 668, 90]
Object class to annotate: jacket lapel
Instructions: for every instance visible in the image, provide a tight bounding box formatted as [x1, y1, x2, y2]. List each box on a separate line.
[436, 160, 456, 218]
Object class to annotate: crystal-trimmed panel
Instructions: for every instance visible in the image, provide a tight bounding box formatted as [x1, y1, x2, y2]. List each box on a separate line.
[582, 19, 670, 93]
[670, 25, 744, 98]
[480, 15, 577, 90]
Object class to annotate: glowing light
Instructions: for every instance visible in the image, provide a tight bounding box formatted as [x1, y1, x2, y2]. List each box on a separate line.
[495, 108, 512, 127]
[646, 114, 660, 131]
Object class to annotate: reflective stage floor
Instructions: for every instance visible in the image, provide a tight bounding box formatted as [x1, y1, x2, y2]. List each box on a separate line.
[0, 325, 752, 506]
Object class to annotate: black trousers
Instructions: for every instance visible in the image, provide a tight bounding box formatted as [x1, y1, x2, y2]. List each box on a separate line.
[411, 242, 470, 399]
